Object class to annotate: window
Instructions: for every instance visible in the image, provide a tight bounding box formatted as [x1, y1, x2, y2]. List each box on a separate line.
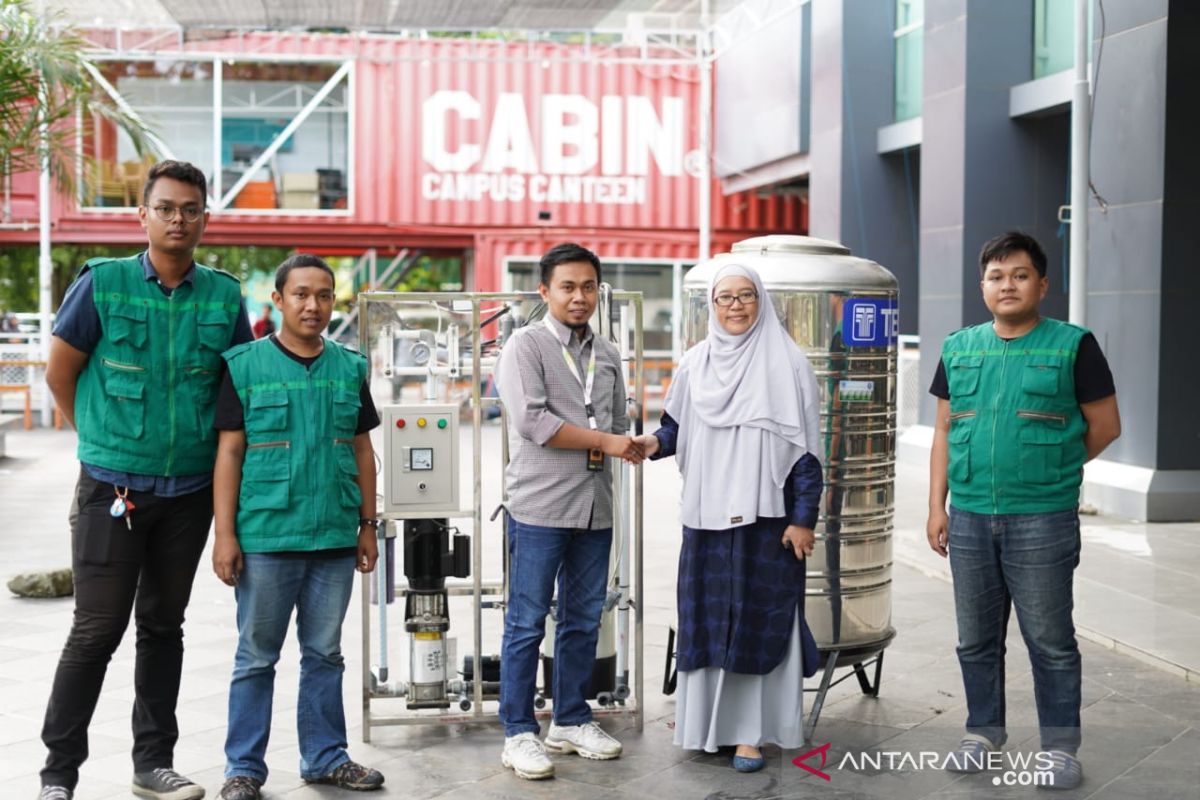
[218, 61, 350, 213]
[1033, 0, 1092, 80]
[83, 59, 214, 208]
[894, 0, 924, 122]
[81, 57, 351, 214]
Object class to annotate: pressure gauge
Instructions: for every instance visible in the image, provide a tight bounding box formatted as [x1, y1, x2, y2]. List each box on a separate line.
[410, 447, 434, 471]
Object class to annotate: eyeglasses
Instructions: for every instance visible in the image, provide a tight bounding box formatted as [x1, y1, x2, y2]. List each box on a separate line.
[713, 290, 759, 308]
[149, 204, 204, 223]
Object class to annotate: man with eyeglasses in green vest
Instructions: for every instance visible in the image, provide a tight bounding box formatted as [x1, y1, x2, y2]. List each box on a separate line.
[40, 160, 252, 800]
[926, 231, 1122, 791]
[211, 254, 384, 800]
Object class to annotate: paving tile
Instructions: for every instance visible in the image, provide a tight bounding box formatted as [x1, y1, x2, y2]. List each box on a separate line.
[3, 429, 1200, 800]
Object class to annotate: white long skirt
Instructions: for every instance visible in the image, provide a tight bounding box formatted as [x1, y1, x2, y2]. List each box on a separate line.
[672, 614, 806, 752]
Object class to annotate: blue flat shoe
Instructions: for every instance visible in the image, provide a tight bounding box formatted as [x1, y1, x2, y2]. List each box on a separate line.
[731, 754, 765, 772]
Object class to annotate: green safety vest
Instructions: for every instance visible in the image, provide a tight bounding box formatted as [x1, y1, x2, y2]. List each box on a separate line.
[74, 255, 242, 476]
[223, 337, 367, 553]
[943, 317, 1089, 515]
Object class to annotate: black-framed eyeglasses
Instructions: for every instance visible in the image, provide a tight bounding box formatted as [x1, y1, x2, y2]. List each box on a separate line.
[149, 204, 204, 223]
[713, 290, 759, 308]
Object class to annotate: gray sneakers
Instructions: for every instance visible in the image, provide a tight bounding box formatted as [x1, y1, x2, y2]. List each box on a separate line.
[943, 734, 998, 774]
[1040, 750, 1083, 790]
[131, 768, 205, 800]
[37, 788, 72, 800]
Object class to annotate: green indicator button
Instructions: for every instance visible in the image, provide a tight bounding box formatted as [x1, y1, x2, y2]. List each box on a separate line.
[437, 418, 447, 429]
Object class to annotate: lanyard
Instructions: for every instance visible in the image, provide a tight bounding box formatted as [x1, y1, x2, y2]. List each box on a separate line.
[546, 319, 597, 429]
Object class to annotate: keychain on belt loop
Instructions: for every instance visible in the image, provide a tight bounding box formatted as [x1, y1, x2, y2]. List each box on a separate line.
[110, 486, 136, 530]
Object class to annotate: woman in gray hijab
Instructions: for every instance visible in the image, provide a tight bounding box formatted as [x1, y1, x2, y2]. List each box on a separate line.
[635, 263, 823, 772]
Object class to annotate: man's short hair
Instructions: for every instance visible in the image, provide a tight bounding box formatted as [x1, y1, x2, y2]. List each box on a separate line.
[539, 243, 601, 287]
[275, 253, 336, 292]
[978, 231, 1048, 278]
[142, 160, 207, 207]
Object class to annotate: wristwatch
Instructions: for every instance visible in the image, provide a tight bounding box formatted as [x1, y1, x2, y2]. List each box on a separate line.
[359, 518, 381, 528]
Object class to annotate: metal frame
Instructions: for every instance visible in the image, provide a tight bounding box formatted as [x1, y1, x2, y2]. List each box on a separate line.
[356, 289, 645, 737]
[74, 26, 706, 67]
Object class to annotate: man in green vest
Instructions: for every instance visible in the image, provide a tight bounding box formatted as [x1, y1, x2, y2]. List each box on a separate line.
[211, 254, 384, 800]
[926, 231, 1121, 790]
[40, 160, 251, 800]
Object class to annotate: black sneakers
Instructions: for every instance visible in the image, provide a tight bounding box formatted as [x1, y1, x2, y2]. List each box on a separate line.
[218, 775, 262, 800]
[305, 760, 385, 791]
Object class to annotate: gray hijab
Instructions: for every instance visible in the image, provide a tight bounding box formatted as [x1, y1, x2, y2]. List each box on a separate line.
[664, 263, 821, 530]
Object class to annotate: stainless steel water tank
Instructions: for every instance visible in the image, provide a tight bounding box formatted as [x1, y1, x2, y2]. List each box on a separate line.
[683, 235, 898, 655]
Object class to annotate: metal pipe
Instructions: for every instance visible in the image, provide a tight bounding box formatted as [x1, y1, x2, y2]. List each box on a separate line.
[212, 57, 223, 207]
[360, 571, 371, 742]
[471, 298, 484, 716]
[37, 0, 52, 428]
[615, 303, 632, 693]
[376, 527, 389, 683]
[633, 294, 644, 731]
[1068, 0, 1090, 325]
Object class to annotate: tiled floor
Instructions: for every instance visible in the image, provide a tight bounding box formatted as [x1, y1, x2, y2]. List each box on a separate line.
[1, 427, 1198, 798]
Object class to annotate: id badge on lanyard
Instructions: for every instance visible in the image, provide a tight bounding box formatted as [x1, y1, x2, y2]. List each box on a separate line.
[550, 321, 603, 472]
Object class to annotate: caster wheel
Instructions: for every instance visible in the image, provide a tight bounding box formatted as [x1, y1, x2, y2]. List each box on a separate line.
[459, 699, 472, 712]
[596, 692, 612, 707]
[613, 684, 630, 702]
[534, 695, 546, 709]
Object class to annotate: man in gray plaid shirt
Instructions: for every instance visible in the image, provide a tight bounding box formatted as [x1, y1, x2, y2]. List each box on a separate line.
[495, 243, 644, 780]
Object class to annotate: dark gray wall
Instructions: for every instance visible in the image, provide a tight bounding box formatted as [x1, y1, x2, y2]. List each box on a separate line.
[1158, 0, 1198, 470]
[917, 0, 1042, 425]
[1087, 0, 1171, 469]
[1017, 113, 1070, 323]
[880, 149, 921, 335]
[809, 0, 920, 336]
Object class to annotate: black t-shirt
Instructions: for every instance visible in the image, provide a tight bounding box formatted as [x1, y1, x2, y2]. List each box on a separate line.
[214, 335, 380, 559]
[929, 331, 1115, 403]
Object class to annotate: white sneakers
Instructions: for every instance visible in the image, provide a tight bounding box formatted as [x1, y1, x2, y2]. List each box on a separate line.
[502, 723, 623, 780]
[502, 733, 555, 780]
[545, 721, 623, 760]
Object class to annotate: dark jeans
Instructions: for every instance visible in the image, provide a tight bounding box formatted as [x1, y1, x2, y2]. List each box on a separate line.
[948, 506, 1082, 753]
[225, 553, 357, 783]
[40, 470, 212, 789]
[499, 518, 612, 737]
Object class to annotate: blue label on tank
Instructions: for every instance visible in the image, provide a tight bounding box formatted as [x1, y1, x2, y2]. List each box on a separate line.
[843, 298, 898, 347]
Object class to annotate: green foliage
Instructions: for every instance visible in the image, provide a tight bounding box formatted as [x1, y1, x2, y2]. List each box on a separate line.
[198, 246, 293, 282]
[0, 244, 126, 311]
[364, 254, 463, 293]
[0, 0, 152, 194]
[0, 244, 294, 311]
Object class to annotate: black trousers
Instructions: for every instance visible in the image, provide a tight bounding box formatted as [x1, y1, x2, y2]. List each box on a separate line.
[40, 470, 212, 789]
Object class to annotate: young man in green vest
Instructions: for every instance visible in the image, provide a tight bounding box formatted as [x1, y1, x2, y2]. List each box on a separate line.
[211, 255, 384, 800]
[40, 160, 252, 800]
[926, 231, 1121, 790]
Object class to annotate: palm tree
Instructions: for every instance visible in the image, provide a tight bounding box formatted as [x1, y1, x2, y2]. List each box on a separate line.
[0, 0, 151, 194]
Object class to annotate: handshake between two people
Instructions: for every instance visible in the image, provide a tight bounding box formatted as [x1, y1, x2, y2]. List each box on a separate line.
[596, 432, 662, 464]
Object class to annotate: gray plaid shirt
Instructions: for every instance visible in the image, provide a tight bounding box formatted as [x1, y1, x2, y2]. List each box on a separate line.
[496, 314, 629, 529]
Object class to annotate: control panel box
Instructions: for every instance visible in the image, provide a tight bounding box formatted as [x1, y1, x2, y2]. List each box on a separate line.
[382, 404, 460, 515]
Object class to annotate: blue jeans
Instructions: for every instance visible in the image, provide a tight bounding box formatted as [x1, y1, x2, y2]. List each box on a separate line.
[225, 553, 356, 782]
[948, 507, 1082, 753]
[500, 518, 612, 737]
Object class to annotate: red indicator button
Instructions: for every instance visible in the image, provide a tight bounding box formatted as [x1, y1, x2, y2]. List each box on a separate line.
[396, 418, 406, 429]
